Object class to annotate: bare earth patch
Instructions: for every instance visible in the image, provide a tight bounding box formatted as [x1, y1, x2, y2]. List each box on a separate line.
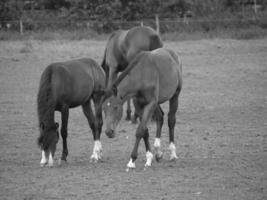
[0, 39, 266, 200]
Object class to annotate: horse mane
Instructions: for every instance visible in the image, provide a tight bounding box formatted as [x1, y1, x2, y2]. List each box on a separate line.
[112, 51, 146, 87]
[37, 64, 57, 150]
[102, 51, 146, 100]
[101, 47, 108, 76]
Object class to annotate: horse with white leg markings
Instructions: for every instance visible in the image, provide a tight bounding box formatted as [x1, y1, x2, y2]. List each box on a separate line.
[102, 48, 182, 170]
[101, 26, 163, 123]
[37, 58, 105, 167]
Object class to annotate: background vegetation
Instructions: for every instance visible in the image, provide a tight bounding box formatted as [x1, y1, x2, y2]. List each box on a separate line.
[1, 0, 267, 40]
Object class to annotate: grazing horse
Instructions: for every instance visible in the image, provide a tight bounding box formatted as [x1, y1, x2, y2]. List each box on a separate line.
[102, 48, 182, 170]
[37, 58, 105, 167]
[101, 26, 163, 121]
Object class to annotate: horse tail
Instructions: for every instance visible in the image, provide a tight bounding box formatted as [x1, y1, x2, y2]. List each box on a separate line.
[101, 47, 107, 72]
[149, 34, 163, 50]
[37, 64, 56, 150]
[102, 31, 119, 86]
[173, 51, 182, 93]
[101, 47, 109, 86]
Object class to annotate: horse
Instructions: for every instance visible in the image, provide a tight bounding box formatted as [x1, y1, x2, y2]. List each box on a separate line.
[102, 48, 182, 170]
[101, 26, 163, 122]
[37, 58, 105, 167]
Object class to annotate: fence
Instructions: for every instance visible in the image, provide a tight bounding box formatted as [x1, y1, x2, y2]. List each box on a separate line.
[1, 16, 266, 34]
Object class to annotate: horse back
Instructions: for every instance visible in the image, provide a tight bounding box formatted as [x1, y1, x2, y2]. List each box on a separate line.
[103, 26, 163, 73]
[50, 58, 104, 108]
[124, 49, 181, 104]
[152, 49, 182, 100]
[125, 26, 163, 61]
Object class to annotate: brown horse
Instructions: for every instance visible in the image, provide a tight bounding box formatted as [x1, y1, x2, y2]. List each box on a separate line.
[101, 26, 163, 122]
[37, 58, 105, 167]
[102, 48, 182, 170]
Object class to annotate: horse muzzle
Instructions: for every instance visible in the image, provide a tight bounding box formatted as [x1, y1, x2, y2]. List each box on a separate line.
[105, 129, 115, 138]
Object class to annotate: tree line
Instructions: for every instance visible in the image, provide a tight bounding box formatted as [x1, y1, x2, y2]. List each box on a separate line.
[1, 0, 266, 32]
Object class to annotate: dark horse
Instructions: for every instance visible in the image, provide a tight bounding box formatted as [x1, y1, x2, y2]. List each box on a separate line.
[37, 58, 105, 167]
[102, 48, 182, 170]
[101, 26, 163, 122]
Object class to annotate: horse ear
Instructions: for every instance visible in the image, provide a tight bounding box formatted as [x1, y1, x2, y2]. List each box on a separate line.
[102, 90, 110, 102]
[99, 90, 106, 96]
[55, 122, 59, 129]
[40, 122, 45, 130]
[103, 87, 114, 99]
[112, 85, 117, 96]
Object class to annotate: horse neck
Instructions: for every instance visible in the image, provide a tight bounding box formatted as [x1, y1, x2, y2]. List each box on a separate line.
[117, 75, 139, 102]
[38, 101, 55, 129]
[114, 53, 147, 102]
[113, 52, 145, 88]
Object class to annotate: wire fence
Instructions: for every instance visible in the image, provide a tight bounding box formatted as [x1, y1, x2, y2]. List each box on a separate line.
[1, 16, 266, 34]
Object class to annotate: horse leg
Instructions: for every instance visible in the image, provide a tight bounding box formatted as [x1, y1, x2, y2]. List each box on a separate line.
[82, 100, 102, 162]
[143, 128, 153, 168]
[131, 97, 139, 124]
[126, 101, 143, 170]
[168, 90, 180, 161]
[103, 63, 109, 87]
[125, 99, 132, 121]
[60, 105, 69, 162]
[92, 93, 103, 141]
[40, 150, 48, 167]
[154, 105, 164, 162]
[92, 92, 104, 159]
[127, 100, 156, 170]
[107, 67, 118, 88]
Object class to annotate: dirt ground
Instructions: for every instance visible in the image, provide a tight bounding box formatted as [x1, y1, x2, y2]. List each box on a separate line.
[0, 38, 266, 200]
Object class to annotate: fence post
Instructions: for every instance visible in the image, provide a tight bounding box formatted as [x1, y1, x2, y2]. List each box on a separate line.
[183, 15, 188, 25]
[254, 0, 258, 16]
[155, 14, 160, 34]
[19, 19, 24, 35]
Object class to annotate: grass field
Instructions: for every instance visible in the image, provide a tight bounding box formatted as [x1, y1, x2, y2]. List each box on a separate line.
[0, 38, 266, 200]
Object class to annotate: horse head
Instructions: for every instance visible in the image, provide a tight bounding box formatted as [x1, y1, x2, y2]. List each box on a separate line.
[38, 122, 59, 167]
[102, 88, 123, 139]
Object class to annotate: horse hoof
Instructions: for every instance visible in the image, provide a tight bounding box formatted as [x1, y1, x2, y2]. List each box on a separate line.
[144, 163, 152, 168]
[126, 167, 136, 172]
[155, 152, 163, 162]
[90, 157, 100, 163]
[40, 162, 47, 167]
[125, 116, 131, 121]
[58, 159, 68, 166]
[131, 118, 138, 124]
[48, 163, 54, 168]
[170, 155, 178, 162]
[144, 165, 152, 171]
[90, 151, 102, 163]
[126, 159, 136, 171]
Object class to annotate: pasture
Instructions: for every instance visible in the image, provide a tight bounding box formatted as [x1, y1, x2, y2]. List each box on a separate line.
[0, 38, 266, 200]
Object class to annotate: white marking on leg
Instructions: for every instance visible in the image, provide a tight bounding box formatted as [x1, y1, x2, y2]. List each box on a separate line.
[40, 150, 48, 167]
[95, 140, 103, 159]
[154, 138, 163, 160]
[154, 138, 161, 148]
[169, 142, 178, 160]
[48, 152, 54, 167]
[144, 151, 153, 167]
[126, 159, 136, 170]
[90, 140, 103, 162]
